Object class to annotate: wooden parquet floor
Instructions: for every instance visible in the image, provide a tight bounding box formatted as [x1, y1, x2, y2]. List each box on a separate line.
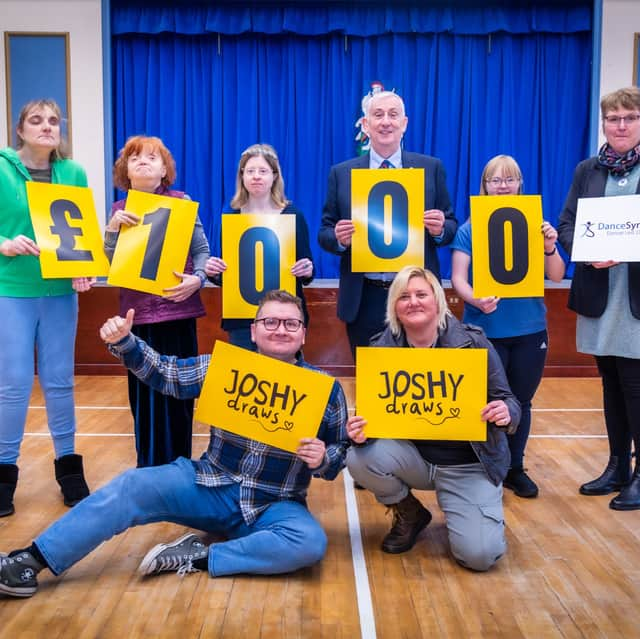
[1, 376, 639, 638]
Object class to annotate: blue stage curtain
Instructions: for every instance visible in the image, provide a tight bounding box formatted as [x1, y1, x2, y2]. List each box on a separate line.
[111, 3, 591, 279]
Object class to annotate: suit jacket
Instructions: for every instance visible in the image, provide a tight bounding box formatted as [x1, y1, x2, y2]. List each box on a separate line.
[317, 150, 456, 323]
[557, 157, 640, 319]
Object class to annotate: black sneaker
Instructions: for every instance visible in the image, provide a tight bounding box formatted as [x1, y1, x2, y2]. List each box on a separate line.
[0, 552, 41, 597]
[138, 533, 208, 577]
[503, 468, 539, 498]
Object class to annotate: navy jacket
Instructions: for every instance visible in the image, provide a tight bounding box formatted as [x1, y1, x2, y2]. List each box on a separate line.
[317, 151, 457, 323]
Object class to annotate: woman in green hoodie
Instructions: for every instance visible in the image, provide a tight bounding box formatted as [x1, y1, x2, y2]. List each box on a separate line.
[0, 99, 91, 517]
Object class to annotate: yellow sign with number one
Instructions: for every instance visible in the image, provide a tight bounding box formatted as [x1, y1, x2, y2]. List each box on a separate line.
[351, 168, 424, 272]
[107, 190, 198, 296]
[195, 341, 334, 454]
[221, 214, 296, 319]
[27, 182, 111, 278]
[356, 346, 488, 441]
[470, 194, 544, 298]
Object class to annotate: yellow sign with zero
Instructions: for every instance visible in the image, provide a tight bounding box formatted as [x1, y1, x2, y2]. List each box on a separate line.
[355, 347, 488, 441]
[107, 190, 198, 296]
[195, 341, 335, 453]
[221, 214, 296, 319]
[27, 182, 111, 278]
[470, 194, 544, 298]
[351, 168, 424, 272]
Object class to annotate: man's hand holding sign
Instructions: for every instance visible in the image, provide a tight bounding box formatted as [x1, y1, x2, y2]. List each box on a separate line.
[195, 341, 333, 456]
[351, 168, 425, 272]
[100, 291, 342, 467]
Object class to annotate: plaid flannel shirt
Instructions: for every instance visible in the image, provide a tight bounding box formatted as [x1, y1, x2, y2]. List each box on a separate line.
[109, 334, 349, 524]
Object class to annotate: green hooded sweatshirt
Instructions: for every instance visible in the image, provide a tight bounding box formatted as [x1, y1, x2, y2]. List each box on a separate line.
[0, 147, 88, 297]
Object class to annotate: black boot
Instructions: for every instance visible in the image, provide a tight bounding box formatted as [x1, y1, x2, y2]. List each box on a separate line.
[54, 454, 90, 507]
[579, 456, 631, 496]
[0, 464, 18, 517]
[503, 467, 539, 498]
[610, 467, 640, 510]
[381, 492, 432, 554]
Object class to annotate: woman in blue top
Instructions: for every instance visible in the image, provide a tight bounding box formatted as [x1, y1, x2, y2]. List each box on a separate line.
[205, 144, 314, 350]
[451, 155, 565, 498]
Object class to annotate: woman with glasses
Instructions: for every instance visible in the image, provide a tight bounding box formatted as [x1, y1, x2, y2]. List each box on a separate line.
[450, 155, 565, 499]
[205, 144, 314, 350]
[558, 87, 640, 510]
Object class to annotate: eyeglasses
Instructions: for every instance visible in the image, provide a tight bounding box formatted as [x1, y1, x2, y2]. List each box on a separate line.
[603, 114, 640, 126]
[243, 168, 273, 177]
[486, 177, 520, 187]
[254, 317, 304, 332]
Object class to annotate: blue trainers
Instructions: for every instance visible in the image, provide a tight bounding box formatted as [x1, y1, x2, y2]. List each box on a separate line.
[138, 533, 208, 577]
[0, 552, 42, 598]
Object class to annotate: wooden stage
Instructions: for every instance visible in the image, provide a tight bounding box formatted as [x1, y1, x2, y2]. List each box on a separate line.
[2, 375, 639, 638]
[74, 282, 597, 378]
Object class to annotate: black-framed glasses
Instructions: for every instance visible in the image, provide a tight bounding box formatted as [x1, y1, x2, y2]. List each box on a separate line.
[254, 317, 304, 332]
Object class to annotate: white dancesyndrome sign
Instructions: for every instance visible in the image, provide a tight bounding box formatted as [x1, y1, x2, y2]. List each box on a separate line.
[572, 194, 640, 262]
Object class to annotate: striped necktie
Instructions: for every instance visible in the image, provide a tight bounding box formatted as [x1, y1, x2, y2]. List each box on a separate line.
[379, 159, 394, 169]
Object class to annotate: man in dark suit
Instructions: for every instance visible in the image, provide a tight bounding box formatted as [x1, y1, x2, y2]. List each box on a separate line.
[318, 91, 457, 357]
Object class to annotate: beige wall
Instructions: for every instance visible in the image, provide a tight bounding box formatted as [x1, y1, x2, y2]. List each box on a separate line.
[0, 0, 106, 219]
[598, 0, 640, 144]
[601, 0, 640, 97]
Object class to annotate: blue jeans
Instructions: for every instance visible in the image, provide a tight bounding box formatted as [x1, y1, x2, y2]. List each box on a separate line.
[35, 457, 327, 577]
[490, 329, 548, 469]
[0, 294, 78, 463]
[347, 439, 505, 571]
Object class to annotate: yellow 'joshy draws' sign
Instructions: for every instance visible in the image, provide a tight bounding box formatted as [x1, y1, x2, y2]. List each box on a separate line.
[107, 190, 198, 296]
[222, 214, 296, 319]
[356, 347, 488, 441]
[27, 182, 110, 278]
[470, 194, 544, 298]
[351, 168, 424, 272]
[195, 342, 334, 453]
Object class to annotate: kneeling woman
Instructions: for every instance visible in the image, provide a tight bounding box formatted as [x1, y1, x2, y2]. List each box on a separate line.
[347, 266, 520, 571]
